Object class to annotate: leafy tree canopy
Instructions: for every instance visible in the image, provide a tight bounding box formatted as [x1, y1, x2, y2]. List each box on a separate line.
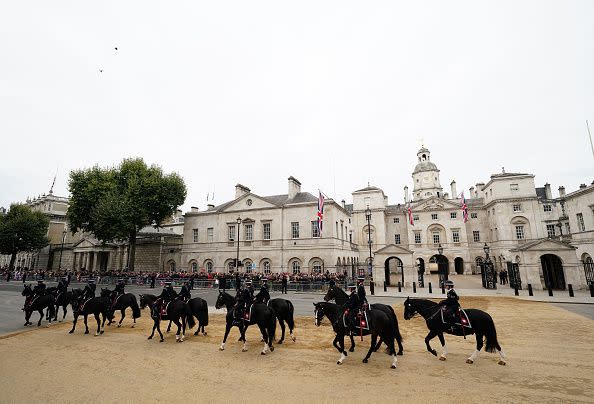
[0, 204, 50, 266]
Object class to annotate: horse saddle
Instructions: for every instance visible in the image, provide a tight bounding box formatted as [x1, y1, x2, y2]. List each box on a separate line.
[343, 310, 370, 330]
[441, 308, 471, 329]
[160, 302, 171, 317]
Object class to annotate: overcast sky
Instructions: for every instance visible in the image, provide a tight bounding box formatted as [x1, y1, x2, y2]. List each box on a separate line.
[1, 1, 593, 211]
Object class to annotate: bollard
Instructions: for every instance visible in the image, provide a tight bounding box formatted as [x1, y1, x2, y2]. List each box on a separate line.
[528, 283, 533, 296]
[548, 284, 553, 297]
[383, 281, 387, 292]
[514, 286, 519, 296]
[428, 282, 432, 294]
[370, 281, 375, 296]
[590, 283, 594, 298]
[398, 282, 402, 293]
[568, 284, 574, 298]
[413, 282, 417, 293]
[441, 284, 445, 294]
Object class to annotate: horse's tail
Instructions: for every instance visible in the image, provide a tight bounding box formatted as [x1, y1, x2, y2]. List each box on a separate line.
[185, 303, 196, 329]
[201, 302, 209, 327]
[484, 313, 501, 353]
[387, 305, 403, 344]
[130, 295, 141, 319]
[286, 300, 295, 329]
[268, 310, 276, 343]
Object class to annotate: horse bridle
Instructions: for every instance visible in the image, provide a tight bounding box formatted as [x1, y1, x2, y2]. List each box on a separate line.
[407, 300, 441, 320]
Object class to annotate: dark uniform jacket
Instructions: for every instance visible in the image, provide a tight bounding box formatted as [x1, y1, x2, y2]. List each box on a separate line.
[179, 285, 191, 301]
[344, 291, 360, 312]
[57, 280, 67, 293]
[83, 284, 96, 299]
[33, 283, 46, 296]
[159, 286, 177, 302]
[114, 283, 125, 295]
[441, 289, 460, 310]
[258, 286, 270, 303]
[357, 284, 367, 305]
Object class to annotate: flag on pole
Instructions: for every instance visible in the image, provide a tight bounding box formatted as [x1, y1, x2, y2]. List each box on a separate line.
[317, 190, 325, 235]
[461, 192, 469, 223]
[407, 203, 414, 225]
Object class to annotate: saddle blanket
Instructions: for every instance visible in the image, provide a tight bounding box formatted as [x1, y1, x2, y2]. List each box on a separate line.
[441, 308, 472, 329]
[343, 310, 370, 331]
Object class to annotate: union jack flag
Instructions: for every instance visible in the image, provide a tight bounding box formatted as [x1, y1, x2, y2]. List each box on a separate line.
[461, 192, 469, 223]
[408, 203, 414, 226]
[317, 191, 325, 235]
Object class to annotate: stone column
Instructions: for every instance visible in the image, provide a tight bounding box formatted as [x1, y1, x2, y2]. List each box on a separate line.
[72, 252, 77, 271]
[84, 252, 89, 270]
[106, 252, 112, 271]
[93, 252, 99, 272]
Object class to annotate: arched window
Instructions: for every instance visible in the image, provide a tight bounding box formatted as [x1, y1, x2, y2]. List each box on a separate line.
[169, 261, 176, 272]
[291, 260, 301, 274]
[191, 262, 198, 273]
[206, 261, 213, 273]
[244, 259, 253, 273]
[227, 261, 234, 272]
[312, 260, 322, 273]
[263, 260, 271, 274]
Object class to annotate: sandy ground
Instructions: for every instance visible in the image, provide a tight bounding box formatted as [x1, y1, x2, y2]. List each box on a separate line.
[0, 297, 593, 404]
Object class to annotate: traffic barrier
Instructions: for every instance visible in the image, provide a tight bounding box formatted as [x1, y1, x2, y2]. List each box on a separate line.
[548, 284, 553, 297]
[568, 284, 574, 298]
[428, 282, 432, 294]
[383, 281, 387, 292]
[413, 282, 417, 293]
[514, 286, 519, 296]
[397, 282, 401, 293]
[528, 284, 533, 296]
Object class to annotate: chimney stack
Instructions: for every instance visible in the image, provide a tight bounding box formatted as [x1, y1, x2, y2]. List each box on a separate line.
[580, 183, 587, 189]
[544, 183, 552, 199]
[235, 184, 250, 199]
[450, 180, 457, 199]
[207, 204, 215, 210]
[288, 176, 301, 199]
[469, 186, 475, 198]
[558, 186, 566, 198]
[190, 206, 199, 213]
[341, 199, 346, 208]
[404, 186, 409, 203]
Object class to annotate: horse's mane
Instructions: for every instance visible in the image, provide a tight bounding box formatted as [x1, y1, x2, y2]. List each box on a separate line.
[409, 298, 439, 310]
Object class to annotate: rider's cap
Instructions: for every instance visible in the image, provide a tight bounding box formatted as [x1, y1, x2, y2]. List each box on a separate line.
[357, 276, 365, 281]
[88, 279, 95, 284]
[245, 280, 252, 284]
[444, 280, 454, 287]
[348, 283, 356, 289]
[117, 278, 124, 282]
[37, 279, 44, 283]
[164, 281, 172, 285]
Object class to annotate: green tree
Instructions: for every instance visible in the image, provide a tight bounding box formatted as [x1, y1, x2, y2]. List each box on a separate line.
[0, 204, 50, 270]
[67, 158, 186, 272]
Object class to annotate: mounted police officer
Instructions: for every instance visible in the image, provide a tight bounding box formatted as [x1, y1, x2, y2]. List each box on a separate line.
[342, 283, 360, 329]
[33, 278, 46, 297]
[179, 281, 191, 302]
[258, 278, 271, 304]
[56, 276, 68, 299]
[356, 276, 367, 309]
[155, 280, 177, 315]
[236, 279, 254, 322]
[114, 278, 125, 296]
[440, 280, 460, 325]
[82, 278, 96, 300]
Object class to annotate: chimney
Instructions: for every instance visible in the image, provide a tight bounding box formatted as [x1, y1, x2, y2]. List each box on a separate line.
[469, 186, 475, 198]
[235, 184, 250, 199]
[190, 206, 199, 213]
[580, 183, 587, 189]
[475, 183, 484, 198]
[544, 183, 552, 199]
[207, 204, 215, 210]
[558, 186, 566, 198]
[288, 176, 301, 199]
[341, 199, 346, 208]
[404, 186, 409, 203]
[450, 180, 457, 199]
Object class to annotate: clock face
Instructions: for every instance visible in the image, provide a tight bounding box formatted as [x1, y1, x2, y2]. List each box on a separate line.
[423, 176, 430, 184]
[246, 199, 252, 206]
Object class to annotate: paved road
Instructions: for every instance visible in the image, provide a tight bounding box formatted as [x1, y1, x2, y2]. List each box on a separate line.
[0, 282, 405, 335]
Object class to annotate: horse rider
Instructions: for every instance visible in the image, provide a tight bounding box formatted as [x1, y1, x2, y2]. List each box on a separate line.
[56, 276, 68, 299]
[33, 278, 47, 298]
[82, 278, 96, 300]
[155, 280, 177, 315]
[179, 281, 191, 302]
[258, 278, 271, 304]
[342, 283, 360, 329]
[235, 279, 254, 322]
[440, 280, 460, 325]
[114, 278, 125, 296]
[356, 276, 368, 309]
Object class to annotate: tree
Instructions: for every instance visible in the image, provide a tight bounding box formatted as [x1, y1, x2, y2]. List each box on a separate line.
[0, 204, 50, 270]
[67, 158, 187, 272]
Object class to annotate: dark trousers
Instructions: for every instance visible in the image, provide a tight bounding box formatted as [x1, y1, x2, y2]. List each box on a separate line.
[282, 284, 287, 294]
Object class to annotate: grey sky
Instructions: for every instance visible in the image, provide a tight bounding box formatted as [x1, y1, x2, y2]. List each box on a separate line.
[1, 1, 593, 211]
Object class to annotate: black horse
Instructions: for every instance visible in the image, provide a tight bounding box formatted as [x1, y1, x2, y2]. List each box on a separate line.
[254, 290, 296, 344]
[403, 297, 506, 365]
[100, 288, 141, 328]
[51, 288, 75, 322]
[314, 301, 398, 369]
[215, 291, 276, 355]
[165, 297, 209, 337]
[69, 293, 113, 336]
[324, 285, 403, 355]
[22, 284, 55, 327]
[139, 294, 196, 343]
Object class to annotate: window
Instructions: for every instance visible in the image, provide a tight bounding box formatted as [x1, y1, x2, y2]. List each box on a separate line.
[393, 217, 400, 224]
[577, 213, 585, 232]
[207, 228, 213, 242]
[206, 261, 213, 272]
[228, 225, 236, 241]
[470, 213, 478, 219]
[245, 224, 253, 241]
[515, 225, 525, 240]
[244, 260, 253, 273]
[473, 231, 480, 242]
[414, 232, 421, 244]
[394, 234, 401, 244]
[263, 261, 271, 274]
[510, 184, 519, 191]
[191, 262, 198, 272]
[263, 223, 271, 240]
[450, 212, 457, 219]
[192, 229, 199, 243]
[432, 232, 440, 244]
[565, 223, 571, 235]
[292, 260, 301, 274]
[546, 224, 556, 238]
[228, 261, 235, 271]
[291, 222, 300, 239]
[452, 230, 460, 243]
[543, 205, 552, 212]
[312, 260, 322, 273]
[513, 204, 522, 212]
[311, 221, 320, 238]
[413, 215, 419, 222]
[431, 213, 438, 220]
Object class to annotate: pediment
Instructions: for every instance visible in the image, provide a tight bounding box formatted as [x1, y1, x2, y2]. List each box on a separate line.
[374, 244, 414, 256]
[510, 238, 577, 252]
[72, 238, 99, 249]
[413, 197, 461, 211]
[218, 194, 278, 212]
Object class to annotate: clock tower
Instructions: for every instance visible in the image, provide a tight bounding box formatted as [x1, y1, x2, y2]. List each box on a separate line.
[412, 146, 443, 200]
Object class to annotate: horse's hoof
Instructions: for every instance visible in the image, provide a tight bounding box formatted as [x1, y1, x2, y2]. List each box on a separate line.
[397, 351, 403, 356]
[466, 359, 474, 364]
[131, 324, 135, 328]
[100, 330, 104, 334]
[148, 336, 152, 340]
[194, 332, 199, 336]
[219, 347, 224, 351]
[269, 346, 274, 352]
[439, 355, 447, 361]
[84, 331, 89, 335]
[94, 333, 99, 337]
[261, 351, 266, 355]
[291, 336, 296, 342]
[391, 364, 397, 369]
[159, 339, 164, 342]
[337, 361, 342, 365]
[45, 324, 50, 328]
[349, 347, 355, 353]
[117, 324, 121, 328]
[362, 358, 368, 363]
[277, 340, 283, 345]
[242, 348, 248, 352]
[430, 350, 437, 356]
[498, 360, 506, 366]
[203, 332, 207, 336]
[69, 330, 74, 334]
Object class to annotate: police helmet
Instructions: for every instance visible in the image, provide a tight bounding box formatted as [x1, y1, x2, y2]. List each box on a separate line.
[88, 278, 96, 284]
[37, 279, 44, 284]
[348, 283, 356, 289]
[444, 280, 454, 287]
[117, 278, 124, 283]
[245, 279, 252, 285]
[164, 281, 172, 286]
[357, 276, 365, 282]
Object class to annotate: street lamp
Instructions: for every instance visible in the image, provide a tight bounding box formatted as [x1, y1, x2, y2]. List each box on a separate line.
[58, 228, 67, 271]
[482, 242, 496, 289]
[437, 243, 445, 286]
[437, 243, 444, 256]
[365, 206, 372, 279]
[483, 242, 490, 261]
[235, 217, 241, 273]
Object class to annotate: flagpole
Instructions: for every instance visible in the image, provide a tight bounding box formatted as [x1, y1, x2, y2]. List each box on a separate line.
[587, 120, 594, 160]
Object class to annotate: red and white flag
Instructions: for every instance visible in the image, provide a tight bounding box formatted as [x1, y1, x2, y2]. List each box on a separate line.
[317, 191, 325, 235]
[408, 203, 414, 225]
[461, 192, 469, 223]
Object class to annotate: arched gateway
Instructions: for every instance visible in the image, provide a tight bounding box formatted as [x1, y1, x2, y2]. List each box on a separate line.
[540, 254, 565, 290]
[384, 257, 404, 286]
